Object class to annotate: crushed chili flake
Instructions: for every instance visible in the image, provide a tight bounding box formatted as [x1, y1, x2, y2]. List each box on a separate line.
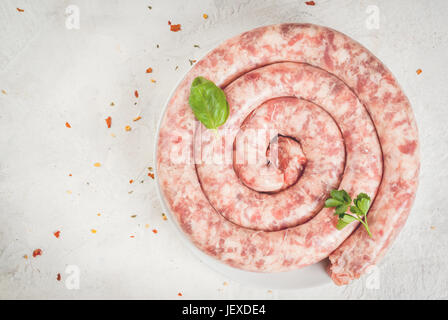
[223, 281, 228, 286]
[152, 229, 158, 234]
[189, 59, 197, 65]
[150, 79, 156, 83]
[170, 24, 181, 32]
[431, 226, 436, 230]
[65, 122, 71, 128]
[130, 235, 135, 238]
[57, 273, 62, 281]
[105, 116, 112, 128]
[94, 162, 101, 167]
[145, 224, 150, 229]
[1, 89, 6, 94]
[305, 1, 316, 5]
[148, 166, 153, 171]
[69, 173, 72, 176]
[133, 116, 141, 122]
[134, 90, 139, 98]
[91, 229, 97, 234]
[97, 213, 101, 216]
[162, 213, 167, 221]
[110, 102, 115, 106]
[23, 254, 28, 259]
[17, 8, 24, 12]
[203, 14, 208, 19]
[178, 292, 182, 296]
[32, 249, 43, 258]
[129, 179, 134, 184]
[146, 67, 153, 73]
[125, 125, 132, 131]
[416, 69, 422, 75]
[53, 230, 61, 238]
[148, 172, 155, 179]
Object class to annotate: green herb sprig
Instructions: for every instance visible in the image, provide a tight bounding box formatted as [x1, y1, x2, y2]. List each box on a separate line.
[324, 190, 372, 237]
[188, 76, 229, 135]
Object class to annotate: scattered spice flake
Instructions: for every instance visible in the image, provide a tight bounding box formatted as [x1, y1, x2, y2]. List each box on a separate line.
[65, 122, 71, 128]
[193, 44, 200, 48]
[305, 1, 316, 5]
[175, 66, 179, 71]
[32, 249, 43, 258]
[110, 102, 115, 106]
[156, 44, 160, 48]
[111, 133, 116, 138]
[1, 89, 6, 94]
[145, 224, 150, 229]
[162, 213, 167, 221]
[129, 179, 134, 184]
[203, 14, 208, 19]
[128, 190, 134, 194]
[170, 24, 181, 32]
[23, 254, 28, 259]
[150, 79, 156, 83]
[17, 8, 24, 12]
[91, 229, 97, 234]
[125, 125, 132, 132]
[223, 281, 228, 286]
[148, 6, 152, 10]
[416, 68, 422, 75]
[178, 292, 182, 296]
[148, 166, 153, 171]
[146, 67, 153, 73]
[134, 90, 139, 98]
[53, 230, 61, 238]
[430, 226, 436, 230]
[267, 289, 273, 294]
[148, 172, 155, 179]
[131, 214, 137, 218]
[189, 59, 197, 65]
[94, 162, 101, 167]
[97, 213, 101, 216]
[105, 116, 112, 128]
[133, 116, 141, 122]
[130, 235, 135, 238]
[57, 273, 62, 281]
[152, 229, 158, 234]
[69, 173, 72, 177]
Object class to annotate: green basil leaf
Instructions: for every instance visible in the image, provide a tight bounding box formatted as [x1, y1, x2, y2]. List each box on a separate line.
[336, 219, 349, 230]
[350, 205, 362, 215]
[340, 214, 357, 223]
[325, 198, 343, 207]
[188, 76, 229, 130]
[357, 198, 371, 215]
[330, 190, 345, 202]
[335, 204, 348, 215]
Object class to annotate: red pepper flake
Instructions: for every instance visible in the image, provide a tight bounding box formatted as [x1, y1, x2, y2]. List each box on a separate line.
[32, 249, 43, 258]
[125, 125, 132, 132]
[416, 69, 422, 75]
[17, 8, 24, 12]
[134, 90, 139, 98]
[65, 122, 71, 128]
[130, 235, 135, 238]
[152, 229, 158, 234]
[133, 116, 141, 122]
[57, 273, 62, 281]
[69, 173, 72, 177]
[53, 230, 61, 238]
[148, 172, 155, 179]
[23, 254, 28, 259]
[105, 116, 112, 128]
[146, 67, 153, 73]
[170, 24, 181, 32]
[129, 179, 134, 184]
[178, 292, 182, 296]
[203, 14, 208, 19]
[305, 1, 316, 5]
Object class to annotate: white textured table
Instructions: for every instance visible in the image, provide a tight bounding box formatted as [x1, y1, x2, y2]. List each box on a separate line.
[0, 0, 447, 299]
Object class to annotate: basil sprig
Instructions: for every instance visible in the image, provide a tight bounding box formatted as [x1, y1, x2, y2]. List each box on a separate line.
[188, 76, 229, 134]
[325, 190, 372, 237]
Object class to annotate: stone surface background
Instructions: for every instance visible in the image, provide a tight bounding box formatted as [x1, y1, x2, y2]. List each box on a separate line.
[0, 0, 447, 299]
